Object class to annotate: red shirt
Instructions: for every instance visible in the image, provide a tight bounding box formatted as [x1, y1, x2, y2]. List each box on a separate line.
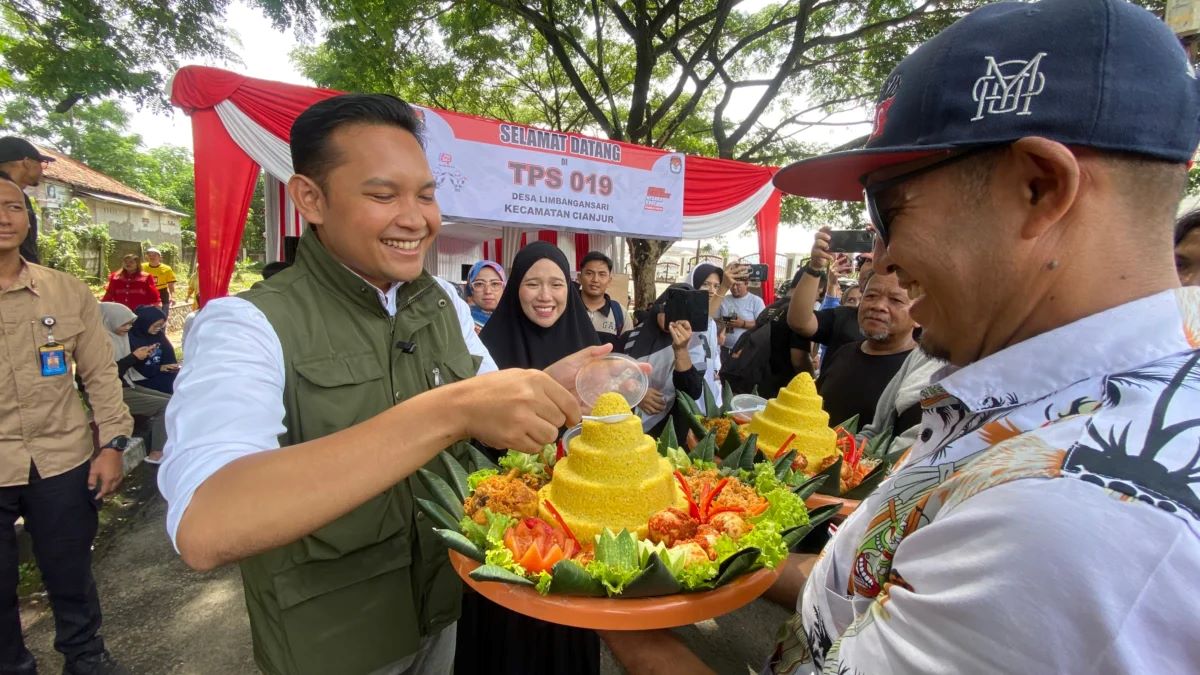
[102, 270, 161, 310]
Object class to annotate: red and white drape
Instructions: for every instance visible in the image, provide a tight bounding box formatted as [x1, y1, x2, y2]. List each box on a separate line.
[170, 65, 783, 306]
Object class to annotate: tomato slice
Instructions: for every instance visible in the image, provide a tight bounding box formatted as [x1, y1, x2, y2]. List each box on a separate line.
[503, 518, 579, 572]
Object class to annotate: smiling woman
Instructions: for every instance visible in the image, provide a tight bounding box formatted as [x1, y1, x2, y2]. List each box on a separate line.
[480, 241, 601, 370]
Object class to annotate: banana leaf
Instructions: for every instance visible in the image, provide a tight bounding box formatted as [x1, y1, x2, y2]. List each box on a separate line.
[791, 474, 829, 501]
[782, 503, 842, 549]
[702, 382, 718, 418]
[812, 457, 844, 496]
[467, 445, 499, 472]
[415, 497, 462, 534]
[720, 381, 735, 415]
[439, 453, 471, 502]
[720, 433, 759, 472]
[676, 392, 708, 440]
[691, 431, 717, 464]
[834, 414, 860, 435]
[862, 430, 894, 461]
[620, 553, 683, 598]
[417, 468, 465, 520]
[432, 528, 485, 563]
[656, 421, 678, 457]
[547, 559, 607, 597]
[470, 564, 536, 587]
[714, 547, 761, 587]
[676, 390, 702, 417]
[841, 461, 889, 500]
[716, 423, 746, 459]
[774, 450, 798, 481]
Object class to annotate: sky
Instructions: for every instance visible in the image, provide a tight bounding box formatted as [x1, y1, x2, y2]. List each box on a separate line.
[127, 0, 869, 257]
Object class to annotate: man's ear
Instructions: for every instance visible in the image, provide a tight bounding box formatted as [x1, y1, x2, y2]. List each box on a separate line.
[1007, 137, 1080, 241]
[288, 174, 326, 226]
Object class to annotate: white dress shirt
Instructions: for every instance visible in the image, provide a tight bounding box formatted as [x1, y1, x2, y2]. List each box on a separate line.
[158, 276, 495, 547]
[776, 288, 1200, 674]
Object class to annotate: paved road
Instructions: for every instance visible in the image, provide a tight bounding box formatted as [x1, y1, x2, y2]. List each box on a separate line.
[21, 467, 789, 674]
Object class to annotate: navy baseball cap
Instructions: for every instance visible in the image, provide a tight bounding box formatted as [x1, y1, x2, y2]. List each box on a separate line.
[0, 137, 54, 164]
[774, 0, 1200, 201]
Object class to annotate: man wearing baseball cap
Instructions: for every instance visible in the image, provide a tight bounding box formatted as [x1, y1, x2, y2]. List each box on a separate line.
[603, 1, 1200, 673]
[0, 137, 54, 265]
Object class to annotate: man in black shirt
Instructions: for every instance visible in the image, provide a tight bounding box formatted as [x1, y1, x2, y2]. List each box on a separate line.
[816, 271, 918, 429]
[0, 137, 54, 265]
[787, 228, 866, 359]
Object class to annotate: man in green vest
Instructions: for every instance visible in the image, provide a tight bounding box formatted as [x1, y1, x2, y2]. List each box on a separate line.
[158, 94, 604, 674]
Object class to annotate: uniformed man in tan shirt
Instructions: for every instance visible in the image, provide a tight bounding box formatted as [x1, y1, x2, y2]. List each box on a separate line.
[0, 170, 132, 675]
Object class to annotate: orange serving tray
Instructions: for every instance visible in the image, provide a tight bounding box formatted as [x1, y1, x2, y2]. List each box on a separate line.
[450, 550, 779, 630]
[804, 493, 859, 519]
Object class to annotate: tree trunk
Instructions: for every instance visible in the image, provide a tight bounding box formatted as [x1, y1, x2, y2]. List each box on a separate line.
[627, 237, 673, 309]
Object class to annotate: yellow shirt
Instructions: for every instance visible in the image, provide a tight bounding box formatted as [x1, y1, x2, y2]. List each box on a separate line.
[142, 262, 176, 290]
[0, 262, 132, 486]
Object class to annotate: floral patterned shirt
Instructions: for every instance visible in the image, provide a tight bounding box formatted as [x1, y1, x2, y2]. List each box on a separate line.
[773, 287, 1200, 674]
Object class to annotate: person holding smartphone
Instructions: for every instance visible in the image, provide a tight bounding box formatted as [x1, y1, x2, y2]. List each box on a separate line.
[719, 274, 765, 362]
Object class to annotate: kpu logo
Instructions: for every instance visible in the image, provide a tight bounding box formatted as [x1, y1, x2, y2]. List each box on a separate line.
[971, 53, 1047, 122]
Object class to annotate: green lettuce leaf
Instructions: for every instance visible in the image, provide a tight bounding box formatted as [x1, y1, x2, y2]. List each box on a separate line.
[666, 446, 692, 472]
[499, 450, 548, 478]
[712, 522, 788, 569]
[534, 571, 554, 596]
[753, 486, 811, 531]
[584, 560, 643, 595]
[484, 542, 526, 577]
[466, 468, 498, 492]
[675, 558, 718, 591]
[458, 509, 516, 551]
[587, 529, 642, 595]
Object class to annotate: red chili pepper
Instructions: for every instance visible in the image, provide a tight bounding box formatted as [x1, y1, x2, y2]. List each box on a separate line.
[555, 438, 567, 462]
[705, 505, 746, 519]
[542, 499, 582, 551]
[674, 471, 701, 520]
[699, 477, 731, 520]
[773, 433, 798, 460]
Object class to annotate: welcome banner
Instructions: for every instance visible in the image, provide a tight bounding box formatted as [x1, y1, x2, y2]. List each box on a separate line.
[418, 107, 684, 240]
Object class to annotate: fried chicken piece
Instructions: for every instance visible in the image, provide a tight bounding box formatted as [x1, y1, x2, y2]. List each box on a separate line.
[464, 474, 539, 522]
[708, 512, 752, 540]
[689, 525, 721, 559]
[814, 454, 839, 475]
[648, 507, 699, 547]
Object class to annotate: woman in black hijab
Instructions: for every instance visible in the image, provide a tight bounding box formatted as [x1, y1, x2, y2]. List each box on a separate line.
[688, 263, 725, 414]
[480, 241, 600, 369]
[462, 241, 601, 675]
[622, 283, 703, 439]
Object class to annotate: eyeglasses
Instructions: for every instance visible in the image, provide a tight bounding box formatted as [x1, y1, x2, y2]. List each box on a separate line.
[470, 281, 504, 292]
[862, 145, 1000, 244]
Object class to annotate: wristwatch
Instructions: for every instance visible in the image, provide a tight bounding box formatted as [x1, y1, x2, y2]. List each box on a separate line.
[803, 263, 826, 278]
[102, 435, 131, 453]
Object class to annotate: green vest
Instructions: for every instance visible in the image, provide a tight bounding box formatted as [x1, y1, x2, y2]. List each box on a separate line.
[237, 231, 479, 675]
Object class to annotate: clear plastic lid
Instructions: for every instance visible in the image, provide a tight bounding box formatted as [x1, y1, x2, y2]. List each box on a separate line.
[575, 353, 649, 410]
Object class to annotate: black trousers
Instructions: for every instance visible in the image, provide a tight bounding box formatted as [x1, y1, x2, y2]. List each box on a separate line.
[0, 462, 104, 674]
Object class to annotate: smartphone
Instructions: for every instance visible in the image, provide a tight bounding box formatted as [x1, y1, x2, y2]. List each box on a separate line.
[746, 264, 769, 282]
[665, 288, 711, 332]
[827, 229, 874, 253]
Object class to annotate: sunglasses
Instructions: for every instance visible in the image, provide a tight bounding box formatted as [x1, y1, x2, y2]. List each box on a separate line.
[862, 145, 1001, 244]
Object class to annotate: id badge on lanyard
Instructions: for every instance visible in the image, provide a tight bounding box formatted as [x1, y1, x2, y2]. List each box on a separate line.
[38, 316, 67, 377]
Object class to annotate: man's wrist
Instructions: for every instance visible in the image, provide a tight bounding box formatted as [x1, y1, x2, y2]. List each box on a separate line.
[803, 262, 826, 277]
[101, 435, 131, 453]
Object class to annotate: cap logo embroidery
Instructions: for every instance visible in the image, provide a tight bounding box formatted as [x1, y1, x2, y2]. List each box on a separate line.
[971, 53, 1047, 121]
[870, 72, 902, 140]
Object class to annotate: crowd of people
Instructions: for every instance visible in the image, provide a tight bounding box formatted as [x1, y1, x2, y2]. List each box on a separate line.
[2, 0, 1200, 674]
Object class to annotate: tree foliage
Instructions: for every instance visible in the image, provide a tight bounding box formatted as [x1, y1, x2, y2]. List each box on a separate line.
[2, 97, 197, 222]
